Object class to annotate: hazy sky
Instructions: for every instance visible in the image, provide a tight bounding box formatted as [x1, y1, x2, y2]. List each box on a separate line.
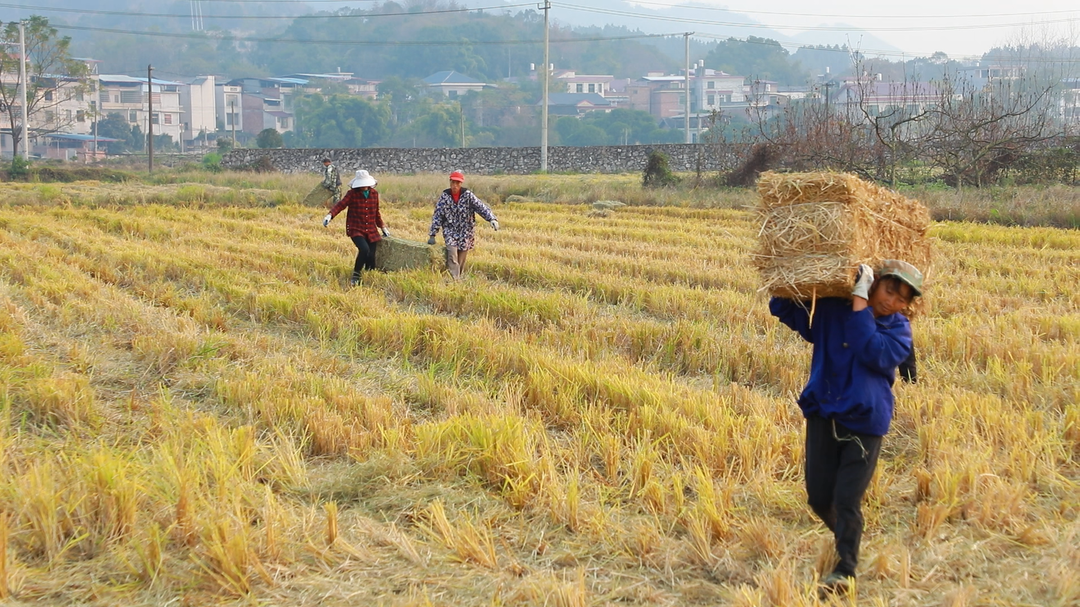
[643, 0, 1080, 58]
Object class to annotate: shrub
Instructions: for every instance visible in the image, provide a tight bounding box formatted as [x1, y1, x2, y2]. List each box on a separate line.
[642, 150, 678, 188]
[725, 143, 779, 187]
[256, 128, 284, 149]
[201, 153, 223, 173]
[10, 155, 30, 180]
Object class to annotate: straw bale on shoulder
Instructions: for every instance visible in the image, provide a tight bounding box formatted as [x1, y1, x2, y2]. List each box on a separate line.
[755, 171, 932, 309]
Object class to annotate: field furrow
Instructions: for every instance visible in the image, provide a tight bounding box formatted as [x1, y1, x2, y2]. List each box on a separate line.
[0, 180, 1077, 606]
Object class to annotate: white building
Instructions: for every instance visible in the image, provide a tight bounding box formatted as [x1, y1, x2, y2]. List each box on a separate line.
[215, 83, 244, 142]
[181, 75, 216, 150]
[98, 74, 184, 144]
[691, 65, 747, 113]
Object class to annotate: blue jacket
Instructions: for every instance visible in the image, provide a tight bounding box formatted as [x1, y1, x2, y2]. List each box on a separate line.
[769, 297, 913, 436]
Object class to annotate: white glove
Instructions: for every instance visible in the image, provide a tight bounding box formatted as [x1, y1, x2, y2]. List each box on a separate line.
[491, 220, 500, 231]
[381, 228, 390, 237]
[322, 213, 332, 227]
[852, 263, 874, 299]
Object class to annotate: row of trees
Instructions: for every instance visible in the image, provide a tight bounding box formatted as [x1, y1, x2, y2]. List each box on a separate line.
[281, 78, 687, 150]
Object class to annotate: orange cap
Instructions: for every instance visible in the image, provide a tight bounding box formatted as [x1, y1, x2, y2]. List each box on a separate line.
[449, 171, 465, 182]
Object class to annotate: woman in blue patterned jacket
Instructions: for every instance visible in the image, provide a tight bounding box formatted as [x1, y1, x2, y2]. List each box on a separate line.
[427, 171, 499, 279]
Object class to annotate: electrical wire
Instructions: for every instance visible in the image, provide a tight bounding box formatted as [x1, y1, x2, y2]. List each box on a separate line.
[0, 1, 538, 20]
[50, 22, 674, 46]
[603, 0, 1080, 20]
[552, 3, 1080, 33]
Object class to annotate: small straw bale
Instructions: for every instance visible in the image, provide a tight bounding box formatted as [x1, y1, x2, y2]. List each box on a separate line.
[755, 171, 931, 313]
[375, 236, 446, 272]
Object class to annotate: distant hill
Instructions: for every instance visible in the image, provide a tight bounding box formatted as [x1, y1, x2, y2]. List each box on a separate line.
[0, 0, 311, 41]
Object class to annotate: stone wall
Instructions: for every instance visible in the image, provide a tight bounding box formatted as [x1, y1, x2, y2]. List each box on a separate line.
[222, 143, 744, 176]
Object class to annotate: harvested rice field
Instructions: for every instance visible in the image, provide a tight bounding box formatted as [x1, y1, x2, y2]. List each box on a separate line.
[0, 175, 1077, 606]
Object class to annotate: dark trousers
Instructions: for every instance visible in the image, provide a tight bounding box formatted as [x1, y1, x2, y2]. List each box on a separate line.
[804, 415, 882, 578]
[899, 345, 917, 383]
[350, 236, 378, 278]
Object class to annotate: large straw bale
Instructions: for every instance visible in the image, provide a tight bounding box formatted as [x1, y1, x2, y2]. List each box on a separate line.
[375, 236, 446, 272]
[303, 185, 334, 208]
[755, 172, 931, 309]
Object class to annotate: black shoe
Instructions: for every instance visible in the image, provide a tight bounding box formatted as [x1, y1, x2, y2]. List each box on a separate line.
[818, 571, 854, 598]
[350, 275, 360, 287]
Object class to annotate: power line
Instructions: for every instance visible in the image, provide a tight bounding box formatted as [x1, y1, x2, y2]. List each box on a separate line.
[592, 0, 1080, 21]
[50, 22, 674, 46]
[552, 3, 1080, 33]
[0, 2, 538, 20]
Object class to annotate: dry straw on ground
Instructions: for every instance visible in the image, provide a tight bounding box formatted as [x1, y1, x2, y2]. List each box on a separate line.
[754, 171, 932, 307]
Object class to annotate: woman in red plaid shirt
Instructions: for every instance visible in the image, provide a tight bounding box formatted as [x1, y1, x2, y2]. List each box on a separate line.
[323, 169, 389, 286]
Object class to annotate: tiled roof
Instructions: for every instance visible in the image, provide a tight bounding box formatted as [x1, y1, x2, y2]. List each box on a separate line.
[423, 71, 485, 85]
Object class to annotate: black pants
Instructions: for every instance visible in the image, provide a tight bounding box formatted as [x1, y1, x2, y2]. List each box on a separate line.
[805, 415, 882, 578]
[898, 345, 917, 383]
[351, 236, 378, 278]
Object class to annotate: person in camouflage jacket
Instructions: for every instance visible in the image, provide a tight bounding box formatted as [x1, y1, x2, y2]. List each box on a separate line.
[321, 158, 342, 205]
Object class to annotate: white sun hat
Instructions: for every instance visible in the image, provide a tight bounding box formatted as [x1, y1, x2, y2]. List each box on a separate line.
[350, 169, 377, 188]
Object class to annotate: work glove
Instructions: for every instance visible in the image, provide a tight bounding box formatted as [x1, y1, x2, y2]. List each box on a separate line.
[381, 228, 390, 237]
[852, 263, 875, 299]
[427, 236, 436, 245]
[322, 213, 332, 227]
[491, 220, 500, 231]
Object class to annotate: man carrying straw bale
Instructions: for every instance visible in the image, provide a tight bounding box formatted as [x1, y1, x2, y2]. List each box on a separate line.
[770, 260, 923, 596]
[756, 171, 930, 595]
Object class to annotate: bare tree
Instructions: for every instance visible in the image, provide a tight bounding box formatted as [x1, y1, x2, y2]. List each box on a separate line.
[921, 67, 1062, 187]
[0, 16, 90, 158]
[848, 57, 934, 187]
[744, 76, 883, 181]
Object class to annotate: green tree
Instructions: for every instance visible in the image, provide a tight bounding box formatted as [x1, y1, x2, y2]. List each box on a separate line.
[288, 93, 391, 148]
[378, 76, 423, 128]
[153, 133, 178, 152]
[705, 36, 810, 85]
[256, 128, 284, 149]
[553, 109, 682, 147]
[554, 117, 608, 146]
[0, 15, 91, 158]
[95, 113, 136, 154]
[581, 108, 680, 144]
[399, 102, 462, 148]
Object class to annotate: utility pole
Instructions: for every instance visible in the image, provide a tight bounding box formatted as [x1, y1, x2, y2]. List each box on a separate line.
[147, 64, 154, 173]
[18, 21, 28, 160]
[823, 80, 834, 139]
[540, 0, 550, 173]
[684, 32, 693, 144]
